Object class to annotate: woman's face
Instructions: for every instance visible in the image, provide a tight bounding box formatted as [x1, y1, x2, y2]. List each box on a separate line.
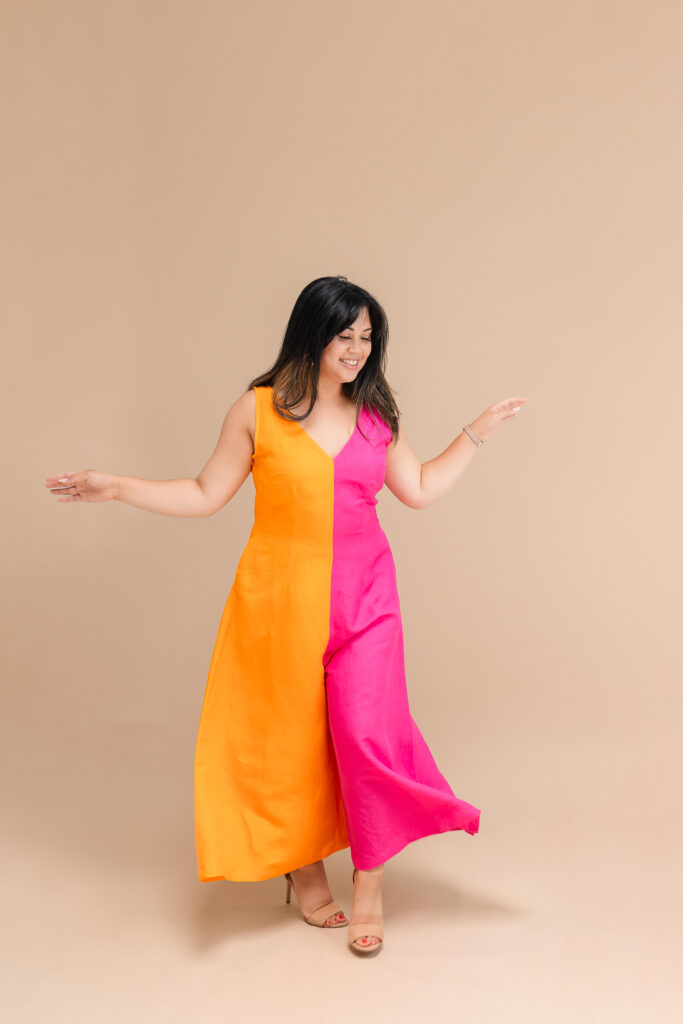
[319, 307, 372, 386]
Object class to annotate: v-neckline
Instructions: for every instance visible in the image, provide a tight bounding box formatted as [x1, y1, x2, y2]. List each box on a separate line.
[272, 387, 360, 462]
[291, 415, 360, 462]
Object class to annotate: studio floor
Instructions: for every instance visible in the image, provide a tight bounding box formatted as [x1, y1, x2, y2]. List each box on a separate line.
[5, 735, 678, 1024]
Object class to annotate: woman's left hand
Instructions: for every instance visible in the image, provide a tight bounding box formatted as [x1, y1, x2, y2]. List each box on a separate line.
[468, 397, 530, 444]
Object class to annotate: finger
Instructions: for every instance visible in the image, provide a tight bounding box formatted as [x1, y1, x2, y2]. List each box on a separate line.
[44, 475, 77, 488]
[492, 398, 529, 412]
[47, 481, 80, 494]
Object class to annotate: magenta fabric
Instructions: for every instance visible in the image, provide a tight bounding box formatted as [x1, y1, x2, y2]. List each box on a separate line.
[323, 405, 481, 869]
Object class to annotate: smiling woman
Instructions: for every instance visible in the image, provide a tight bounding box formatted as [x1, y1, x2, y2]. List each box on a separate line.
[192, 276, 484, 956]
[45, 272, 527, 956]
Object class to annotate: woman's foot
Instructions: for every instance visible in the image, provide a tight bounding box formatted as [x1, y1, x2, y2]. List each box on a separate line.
[288, 860, 347, 926]
[350, 864, 384, 951]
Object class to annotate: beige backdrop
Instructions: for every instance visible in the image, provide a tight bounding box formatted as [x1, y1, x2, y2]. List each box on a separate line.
[3, 1, 681, 1021]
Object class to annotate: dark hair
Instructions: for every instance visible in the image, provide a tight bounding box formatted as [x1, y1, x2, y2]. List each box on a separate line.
[246, 275, 400, 443]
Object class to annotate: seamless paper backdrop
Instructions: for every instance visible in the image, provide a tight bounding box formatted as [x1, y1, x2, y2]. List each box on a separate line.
[2, 1, 681, 1021]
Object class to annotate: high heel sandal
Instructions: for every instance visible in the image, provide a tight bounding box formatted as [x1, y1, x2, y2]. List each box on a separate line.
[349, 867, 384, 955]
[284, 867, 348, 928]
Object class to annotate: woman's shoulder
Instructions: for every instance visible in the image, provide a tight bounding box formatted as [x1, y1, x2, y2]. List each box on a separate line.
[226, 387, 260, 448]
[362, 402, 393, 445]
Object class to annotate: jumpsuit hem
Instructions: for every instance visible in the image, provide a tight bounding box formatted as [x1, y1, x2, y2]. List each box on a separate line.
[197, 806, 480, 881]
[197, 837, 351, 883]
[349, 805, 482, 871]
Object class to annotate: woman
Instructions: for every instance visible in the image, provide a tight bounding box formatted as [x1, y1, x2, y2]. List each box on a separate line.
[44, 275, 528, 957]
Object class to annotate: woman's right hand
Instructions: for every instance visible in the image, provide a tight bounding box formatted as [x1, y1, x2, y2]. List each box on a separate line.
[44, 470, 119, 503]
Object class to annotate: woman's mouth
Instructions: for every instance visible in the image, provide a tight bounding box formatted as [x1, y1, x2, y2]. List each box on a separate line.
[340, 358, 359, 367]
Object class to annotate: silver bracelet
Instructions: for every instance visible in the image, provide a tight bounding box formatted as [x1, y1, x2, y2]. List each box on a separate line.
[463, 424, 483, 447]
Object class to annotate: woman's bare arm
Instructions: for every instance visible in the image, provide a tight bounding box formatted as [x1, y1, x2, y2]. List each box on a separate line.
[192, 388, 256, 516]
[384, 423, 477, 510]
[385, 396, 529, 510]
[44, 389, 257, 518]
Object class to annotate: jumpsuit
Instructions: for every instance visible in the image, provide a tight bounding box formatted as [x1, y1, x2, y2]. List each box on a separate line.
[194, 385, 481, 882]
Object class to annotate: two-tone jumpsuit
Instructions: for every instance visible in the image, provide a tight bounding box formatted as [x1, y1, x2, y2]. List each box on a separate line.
[194, 385, 481, 881]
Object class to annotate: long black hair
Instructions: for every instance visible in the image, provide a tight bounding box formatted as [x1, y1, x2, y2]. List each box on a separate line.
[246, 275, 400, 442]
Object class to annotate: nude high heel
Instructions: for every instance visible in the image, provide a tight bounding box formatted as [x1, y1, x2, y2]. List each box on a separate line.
[284, 868, 348, 928]
[349, 866, 384, 955]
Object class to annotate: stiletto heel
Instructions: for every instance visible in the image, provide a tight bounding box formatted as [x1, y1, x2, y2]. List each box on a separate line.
[283, 867, 348, 928]
[349, 866, 384, 955]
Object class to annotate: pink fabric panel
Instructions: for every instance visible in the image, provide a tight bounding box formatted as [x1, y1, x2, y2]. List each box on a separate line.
[323, 406, 481, 869]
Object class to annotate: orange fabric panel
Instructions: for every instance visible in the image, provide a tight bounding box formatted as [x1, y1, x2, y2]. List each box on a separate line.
[194, 387, 348, 881]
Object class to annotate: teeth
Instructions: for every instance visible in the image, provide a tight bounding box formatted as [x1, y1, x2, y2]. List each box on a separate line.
[341, 359, 358, 366]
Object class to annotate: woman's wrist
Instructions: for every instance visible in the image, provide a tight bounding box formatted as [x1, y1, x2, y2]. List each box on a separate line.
[462, 424, 484, 447]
